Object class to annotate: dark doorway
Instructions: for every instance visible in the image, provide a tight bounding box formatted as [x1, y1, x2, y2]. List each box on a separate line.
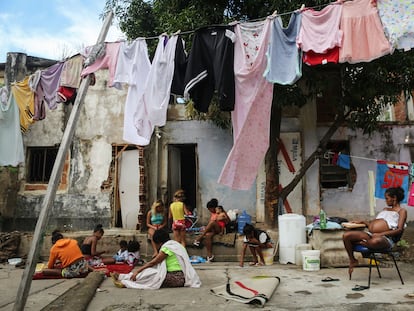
[168, 144, 197, 212]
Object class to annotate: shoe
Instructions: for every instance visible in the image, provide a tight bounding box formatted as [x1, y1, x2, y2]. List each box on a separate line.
[207, 255, 214, 262]
[193, 240, 200, 247]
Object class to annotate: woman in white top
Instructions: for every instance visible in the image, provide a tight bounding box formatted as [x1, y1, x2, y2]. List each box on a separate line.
[343, 187, 407, 280]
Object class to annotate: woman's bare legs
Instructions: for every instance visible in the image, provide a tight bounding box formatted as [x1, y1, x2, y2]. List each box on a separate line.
[179, 230, 186, 247]
[195, 221, 220, 243]
[148, 227, 158, 257]
[343, 230, 370, 279]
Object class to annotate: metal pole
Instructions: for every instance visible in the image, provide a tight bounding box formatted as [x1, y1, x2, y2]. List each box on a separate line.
[13, 11, 113, 311]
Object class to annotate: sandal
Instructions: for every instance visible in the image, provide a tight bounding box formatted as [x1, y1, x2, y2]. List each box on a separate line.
[207, 255, 215, 262]
[321, 277, 340, 282]
[249, 262, 259, 266]
[113, 280, 126, 288]
[352, 284, 369, 291]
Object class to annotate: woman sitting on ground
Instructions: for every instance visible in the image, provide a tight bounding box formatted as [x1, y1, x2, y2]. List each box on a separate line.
[239, 223, 273, 267]
[42, 230, 90, 278]
[81, 224, 114, 265]
[111, 229, 201, 289]
[342, 186, 407, 279]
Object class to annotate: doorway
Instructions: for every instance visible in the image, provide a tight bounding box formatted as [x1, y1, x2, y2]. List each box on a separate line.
[167, 144, 197, 212]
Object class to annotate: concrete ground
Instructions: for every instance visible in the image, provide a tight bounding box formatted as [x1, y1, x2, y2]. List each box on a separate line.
[1, 260, 414, 311]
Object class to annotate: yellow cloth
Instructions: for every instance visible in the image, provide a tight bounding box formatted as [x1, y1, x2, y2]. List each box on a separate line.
[170, 201, 185, 220]
[11, 76, 35, 132]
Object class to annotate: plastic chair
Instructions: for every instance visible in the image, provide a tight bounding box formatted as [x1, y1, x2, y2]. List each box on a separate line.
[353, 244, 404, 288]
[185, 210, 198, 231]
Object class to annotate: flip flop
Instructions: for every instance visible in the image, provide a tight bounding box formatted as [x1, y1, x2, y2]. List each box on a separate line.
[352, 284, 369, 291]
[249, 262, 259, 266]
[321, 277, 340, 282]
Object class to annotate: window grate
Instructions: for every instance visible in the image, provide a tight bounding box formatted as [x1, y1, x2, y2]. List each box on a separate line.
[27, 147, 59, 183]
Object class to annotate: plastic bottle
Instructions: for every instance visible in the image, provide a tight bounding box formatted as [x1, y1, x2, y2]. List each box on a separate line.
[237, 210, 252, 234]
[319, 208, 327, 229]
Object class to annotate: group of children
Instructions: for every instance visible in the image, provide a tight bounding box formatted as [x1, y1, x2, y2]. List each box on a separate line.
[44, 190, 273, 278]
[159, 189, 273, 266]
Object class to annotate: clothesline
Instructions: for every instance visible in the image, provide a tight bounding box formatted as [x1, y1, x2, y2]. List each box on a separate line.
[127, 0, 346, 41]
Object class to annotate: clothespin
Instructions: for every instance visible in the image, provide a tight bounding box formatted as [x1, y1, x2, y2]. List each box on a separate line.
[172, 30, 181, 36]
[300, 4, 305, 10]
[228, 20, 239, 26]
[267, 10, 278, 20]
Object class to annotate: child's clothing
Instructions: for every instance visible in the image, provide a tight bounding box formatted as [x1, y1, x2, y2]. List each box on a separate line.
[170, 201, 186, 230]
[243, 229, 271, 247]
[127, 251, 144, 266]
[113, 249, 128, 262]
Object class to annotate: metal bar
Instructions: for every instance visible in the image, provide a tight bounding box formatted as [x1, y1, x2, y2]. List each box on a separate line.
[13, 11, 113, 311]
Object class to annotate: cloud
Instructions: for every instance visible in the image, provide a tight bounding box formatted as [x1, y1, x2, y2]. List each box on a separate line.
[0, 0, 125, 62]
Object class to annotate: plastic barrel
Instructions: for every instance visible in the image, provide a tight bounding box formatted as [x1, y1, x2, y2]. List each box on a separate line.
[278, 214, 306, 264]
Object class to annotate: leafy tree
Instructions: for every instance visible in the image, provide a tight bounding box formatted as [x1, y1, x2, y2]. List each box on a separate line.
[105, 0, 414, 225]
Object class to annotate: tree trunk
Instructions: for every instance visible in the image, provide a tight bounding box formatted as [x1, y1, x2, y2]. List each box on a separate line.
[265, 87, 282, 227]
[279, 114, 347, 203]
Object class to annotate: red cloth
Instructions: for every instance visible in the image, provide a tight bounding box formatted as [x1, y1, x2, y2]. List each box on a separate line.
[32, 263, 133, 279]
[303, 47, 339, 66]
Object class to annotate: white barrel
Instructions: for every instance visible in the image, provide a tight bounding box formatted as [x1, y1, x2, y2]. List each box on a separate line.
[278, 214, 306, 264]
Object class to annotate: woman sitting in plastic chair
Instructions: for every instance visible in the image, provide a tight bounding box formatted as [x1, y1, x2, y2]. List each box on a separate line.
[342, 187, 407, 280]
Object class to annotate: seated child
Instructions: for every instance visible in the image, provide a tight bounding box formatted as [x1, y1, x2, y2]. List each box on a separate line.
[239, 223, 273, 267]
[126, 240, 144, 266]
[216, 206, 230, 234]
[113, 240, 128, 263]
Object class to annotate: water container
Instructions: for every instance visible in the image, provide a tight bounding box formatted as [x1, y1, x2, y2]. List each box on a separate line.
[237, 210, 252, 234]
[278, 214, 306, 264]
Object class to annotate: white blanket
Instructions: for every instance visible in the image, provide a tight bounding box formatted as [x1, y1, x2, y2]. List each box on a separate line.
[118, 240, 201, 289]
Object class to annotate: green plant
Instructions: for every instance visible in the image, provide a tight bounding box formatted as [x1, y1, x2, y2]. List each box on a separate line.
[396, 239, 409, 249]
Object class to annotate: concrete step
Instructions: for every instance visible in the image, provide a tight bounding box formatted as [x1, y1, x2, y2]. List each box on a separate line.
[17, 229, 279, 263]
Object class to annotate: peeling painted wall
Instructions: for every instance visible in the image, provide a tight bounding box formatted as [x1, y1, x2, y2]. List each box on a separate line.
[15, 70, 126, 231]
[152, 119, 257, 224]
[301, 101, 414, 224]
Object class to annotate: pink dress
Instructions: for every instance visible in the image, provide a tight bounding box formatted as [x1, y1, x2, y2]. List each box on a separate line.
[218, 19, 273, 190]
[339, 0, 391, 64]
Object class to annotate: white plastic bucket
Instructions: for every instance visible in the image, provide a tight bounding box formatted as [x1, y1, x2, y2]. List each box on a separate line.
[302, 250, 320, 271]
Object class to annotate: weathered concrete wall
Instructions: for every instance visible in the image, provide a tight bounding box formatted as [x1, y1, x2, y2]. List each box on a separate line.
[15, 70, 126, 231]
[158, 119, 257, 224]
[319, 126, 414, 222]
[301, 101, 414, 224]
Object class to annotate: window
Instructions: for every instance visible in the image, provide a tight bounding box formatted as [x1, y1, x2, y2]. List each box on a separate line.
[320, 141, 352, 189]
[27, 146, 59, 183]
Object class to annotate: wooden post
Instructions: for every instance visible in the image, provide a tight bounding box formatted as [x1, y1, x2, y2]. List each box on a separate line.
[13, 11, 113, 311]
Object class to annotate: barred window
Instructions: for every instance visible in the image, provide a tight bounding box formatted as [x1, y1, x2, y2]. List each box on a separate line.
[27, 146, 59, 183]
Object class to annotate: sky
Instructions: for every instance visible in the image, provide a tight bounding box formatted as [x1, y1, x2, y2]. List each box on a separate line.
[0, 0, 126, 63]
